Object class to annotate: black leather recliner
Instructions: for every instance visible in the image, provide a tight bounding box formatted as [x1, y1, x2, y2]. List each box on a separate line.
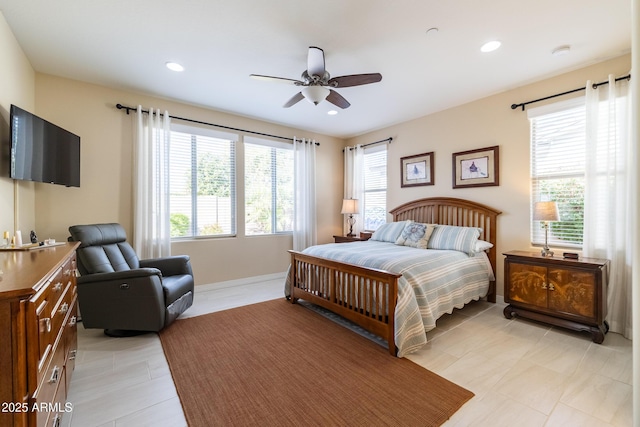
[68, 223, 194, 336]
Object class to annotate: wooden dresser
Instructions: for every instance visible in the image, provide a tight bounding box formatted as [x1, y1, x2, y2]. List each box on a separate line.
[503, 250, 609, 343]
[0, 242, 80, 427]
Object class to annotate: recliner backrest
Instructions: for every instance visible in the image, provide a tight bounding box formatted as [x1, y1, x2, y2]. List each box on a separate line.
[69, 223, 140, 275]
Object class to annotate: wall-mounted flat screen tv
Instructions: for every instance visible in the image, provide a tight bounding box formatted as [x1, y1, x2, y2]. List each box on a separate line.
[10, 104, 80, 187]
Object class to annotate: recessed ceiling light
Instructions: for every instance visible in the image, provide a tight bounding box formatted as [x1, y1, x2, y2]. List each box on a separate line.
[327, 110, 338, 116]
[166, 62, 184, 72]
[480, 40, 501, 53]
[551, 45, 571, 56]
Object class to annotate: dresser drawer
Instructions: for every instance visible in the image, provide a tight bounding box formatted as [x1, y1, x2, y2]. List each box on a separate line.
[64, 298, 78, 391]
[33, 334, 66, 427]
[28, 270, 73, 389]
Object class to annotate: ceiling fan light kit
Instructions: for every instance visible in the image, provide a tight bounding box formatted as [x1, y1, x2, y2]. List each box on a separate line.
[251, 46, 382, 109]
[302, 85, 330, 105]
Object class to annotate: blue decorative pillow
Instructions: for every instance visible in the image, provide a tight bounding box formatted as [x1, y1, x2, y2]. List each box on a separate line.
[371, 221, 412, 243]
[427, 225, 482, 255]
[395, 222, 436, 249]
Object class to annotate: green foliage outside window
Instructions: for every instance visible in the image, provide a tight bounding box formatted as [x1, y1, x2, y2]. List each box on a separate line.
[170, 213, 190, 237]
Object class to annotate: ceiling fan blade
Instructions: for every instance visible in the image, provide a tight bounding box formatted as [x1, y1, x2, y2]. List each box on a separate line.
[326, 89, 351, 109]
[283, 92, 305, 108]
[328, 73, 382, 88]
[307, 46, 325, 77]
[250, 74, 302, 85]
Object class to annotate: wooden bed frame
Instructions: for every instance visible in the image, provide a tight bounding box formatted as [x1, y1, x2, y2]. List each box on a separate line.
[288, 197, 502, 355]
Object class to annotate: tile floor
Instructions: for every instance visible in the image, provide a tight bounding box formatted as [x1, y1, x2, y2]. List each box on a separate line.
[61, 276, 633, 427]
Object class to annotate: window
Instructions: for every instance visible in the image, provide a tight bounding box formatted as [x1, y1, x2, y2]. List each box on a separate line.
[529, 98, 585, 248]
[244, 137, 294, 235]
[169, 124, 236, 238]
[362, 145, 387, 231]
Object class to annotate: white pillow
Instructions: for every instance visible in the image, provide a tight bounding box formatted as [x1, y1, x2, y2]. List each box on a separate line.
[474, 239, 493, 252]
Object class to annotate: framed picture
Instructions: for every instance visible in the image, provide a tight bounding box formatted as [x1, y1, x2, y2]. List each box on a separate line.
[401, 152, 434, 187]
[452, 145, 499, 188]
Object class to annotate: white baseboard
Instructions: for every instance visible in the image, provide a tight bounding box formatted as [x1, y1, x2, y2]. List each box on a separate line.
[195, 272, 287, 293]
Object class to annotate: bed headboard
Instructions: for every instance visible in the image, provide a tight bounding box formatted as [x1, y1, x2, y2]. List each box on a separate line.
[389, 197, 502, 302]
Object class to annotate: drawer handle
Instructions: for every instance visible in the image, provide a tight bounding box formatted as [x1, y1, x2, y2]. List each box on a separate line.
[59, 302, 69, 315]
[48, 366, 60, 384]
[53, 282, 63, 292]
[69, 349, 77, 360]
[548, 283, 555, 291]
[41, 317, 52, 333]
[541, 283, 548, 290]
[69, 316, 77, 327]
[120, 283, 130, 290]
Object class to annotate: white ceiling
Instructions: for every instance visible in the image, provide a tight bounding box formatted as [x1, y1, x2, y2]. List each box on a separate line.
[0, 0, 631, 139]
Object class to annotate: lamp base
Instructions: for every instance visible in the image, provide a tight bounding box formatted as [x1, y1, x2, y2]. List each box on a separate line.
[540, 247, 554, 257]
[346, 215, 356, 238]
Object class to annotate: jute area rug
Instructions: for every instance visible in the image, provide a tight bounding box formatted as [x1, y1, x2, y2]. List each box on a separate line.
[159, 299, 473, 427]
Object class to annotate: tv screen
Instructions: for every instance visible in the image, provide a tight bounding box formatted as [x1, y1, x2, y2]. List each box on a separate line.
[10, 105, 80, 187]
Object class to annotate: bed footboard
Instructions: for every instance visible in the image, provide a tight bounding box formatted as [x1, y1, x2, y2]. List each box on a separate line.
[288, 250, 402, 356]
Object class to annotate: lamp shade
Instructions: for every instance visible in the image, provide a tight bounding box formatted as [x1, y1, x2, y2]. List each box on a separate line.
[302, 85, 330, 105]
[533, 201, 559, 222]
[341, 199, 359, 215]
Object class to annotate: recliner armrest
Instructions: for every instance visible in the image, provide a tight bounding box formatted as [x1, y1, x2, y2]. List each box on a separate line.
[77, 267, 162, 285]
[140, 255, 193, 277]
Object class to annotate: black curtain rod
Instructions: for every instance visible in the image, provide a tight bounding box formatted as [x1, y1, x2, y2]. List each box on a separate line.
[511, 74, 631, 111]
[343, 137, 393, 152]
[116, 103, 320, 145]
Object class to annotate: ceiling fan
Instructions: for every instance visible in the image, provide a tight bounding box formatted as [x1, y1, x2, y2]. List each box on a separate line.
[250, 46, 382, 109]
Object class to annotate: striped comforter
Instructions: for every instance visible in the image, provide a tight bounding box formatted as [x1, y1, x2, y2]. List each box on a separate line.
[287, 240, 493, 357]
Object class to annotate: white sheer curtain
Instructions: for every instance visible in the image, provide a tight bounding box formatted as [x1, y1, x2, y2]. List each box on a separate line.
[583, 75, 632, 338]
[293, 137, 317, 251]
[133, 106, 171, 258]
[344, 145, 364, 236]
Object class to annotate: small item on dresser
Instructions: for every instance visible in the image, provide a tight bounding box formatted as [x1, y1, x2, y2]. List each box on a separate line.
[563, 252, 579, 259]
[360, 231, 372, 240]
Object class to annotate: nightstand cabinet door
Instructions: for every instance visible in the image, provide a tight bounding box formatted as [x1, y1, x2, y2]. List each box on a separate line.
[547, 268, 596, 319]
[506, 262, 547, 309]
[503, 251, 608, 343]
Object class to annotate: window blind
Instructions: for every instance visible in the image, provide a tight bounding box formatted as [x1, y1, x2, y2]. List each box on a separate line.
[169, 125, 236, 238]
[529, 98, 585, 247]
[363, 144, 387, 231]
[244, 138, 293, 235]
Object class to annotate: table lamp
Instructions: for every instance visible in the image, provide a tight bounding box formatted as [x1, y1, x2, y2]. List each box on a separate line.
[341, 199, 359, 237]
[533, 201, 559, 257]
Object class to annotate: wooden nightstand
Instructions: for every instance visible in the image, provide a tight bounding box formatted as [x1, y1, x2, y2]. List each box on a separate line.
[503, 250, 609, 343]
[333, 235, 369, 243]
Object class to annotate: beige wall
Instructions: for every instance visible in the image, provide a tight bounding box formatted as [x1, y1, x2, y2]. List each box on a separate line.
[0, 12, 36, 238]
[33, 74, 345, 285]
[346, 54, 631, 298]
[2, 10, 631, 294]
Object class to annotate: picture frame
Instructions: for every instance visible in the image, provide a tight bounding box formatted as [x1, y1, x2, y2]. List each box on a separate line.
[452, 145, 499, 189]
[401, 152, 434, 187]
